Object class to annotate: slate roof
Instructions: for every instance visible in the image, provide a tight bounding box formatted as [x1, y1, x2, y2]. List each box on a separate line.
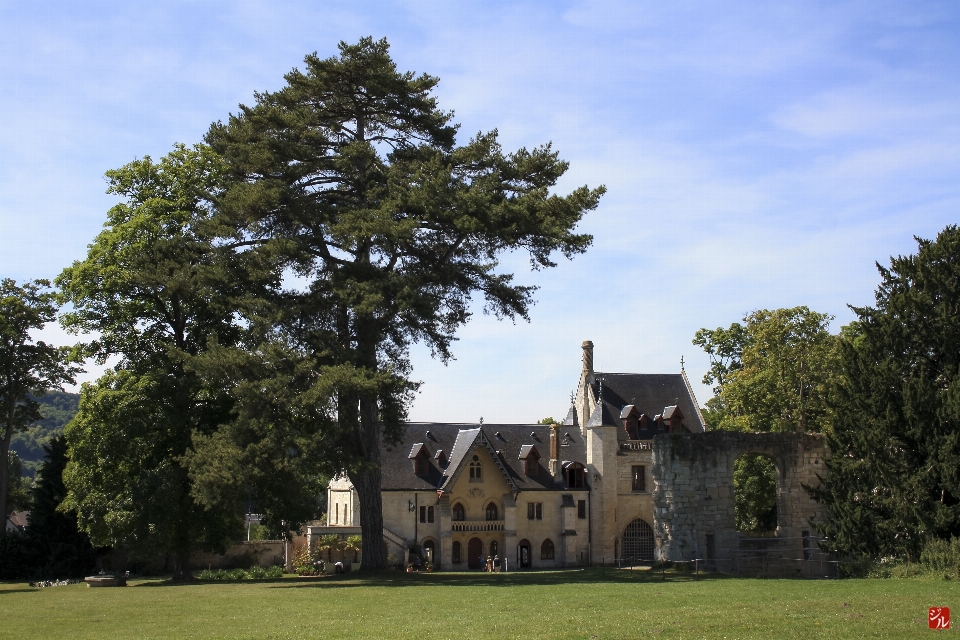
[588, 373, 705, 436]
[379, 423, 587, 492]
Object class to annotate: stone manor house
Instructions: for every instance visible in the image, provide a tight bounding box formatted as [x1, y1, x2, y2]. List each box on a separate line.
[317, 341, 828, 574]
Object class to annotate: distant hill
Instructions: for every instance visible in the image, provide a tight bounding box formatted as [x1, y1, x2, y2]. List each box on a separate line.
[11, 391, 80, 477]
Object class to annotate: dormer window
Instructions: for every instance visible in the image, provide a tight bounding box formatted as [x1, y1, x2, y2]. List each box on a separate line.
[525, 453, 540, 477]
[469, 455, 482, 481]
[435, 450, 447, 469]
[564, 462, 586, 488]
[414, 451, 429, 476]
[518, 444, 540, 478]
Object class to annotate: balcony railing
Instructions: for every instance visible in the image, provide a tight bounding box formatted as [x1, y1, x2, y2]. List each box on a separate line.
[620, 440, 653, 451]
[451, 520, 505, 532]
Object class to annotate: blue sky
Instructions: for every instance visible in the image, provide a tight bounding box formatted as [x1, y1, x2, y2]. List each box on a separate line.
[2, 1, 959, 423]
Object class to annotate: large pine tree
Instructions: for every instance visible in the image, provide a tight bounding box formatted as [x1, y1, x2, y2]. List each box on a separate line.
[817, 226, 960, 559]
[204, 37, 604, 569]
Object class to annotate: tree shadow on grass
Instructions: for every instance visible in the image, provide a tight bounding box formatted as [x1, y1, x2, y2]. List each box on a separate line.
[265, 568, 735, 590]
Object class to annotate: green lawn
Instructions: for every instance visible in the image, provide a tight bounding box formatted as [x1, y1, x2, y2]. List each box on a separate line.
[1, 568, 956, 639]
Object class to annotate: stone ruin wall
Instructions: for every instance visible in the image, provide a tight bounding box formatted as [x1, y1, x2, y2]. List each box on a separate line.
[651, 432, 829, 577]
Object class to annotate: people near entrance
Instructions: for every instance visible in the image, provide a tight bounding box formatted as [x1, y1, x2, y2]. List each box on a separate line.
[334, 561, 344, 574]
[493, 555, 501, 572]
[485, 555, 493, 572]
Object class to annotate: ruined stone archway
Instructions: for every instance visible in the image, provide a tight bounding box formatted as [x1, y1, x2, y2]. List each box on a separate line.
[651, 432, 826, 573]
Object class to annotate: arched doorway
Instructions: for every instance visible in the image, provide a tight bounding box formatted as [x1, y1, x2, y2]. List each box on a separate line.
[422, 539, 436, 568]
[518, 539, 531, 568]
[467, 537, 483, 570]
[622, 518, 655, 562]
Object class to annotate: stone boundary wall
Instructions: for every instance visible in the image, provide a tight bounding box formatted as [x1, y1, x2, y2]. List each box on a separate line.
[651, 432, 828, 576]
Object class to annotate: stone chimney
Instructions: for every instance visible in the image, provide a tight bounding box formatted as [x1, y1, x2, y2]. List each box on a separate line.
[581, 340, 594, 377]
[549, 422, 560, 476]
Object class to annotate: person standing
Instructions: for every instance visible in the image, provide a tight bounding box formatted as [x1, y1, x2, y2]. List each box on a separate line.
[493, 555, 501, 573]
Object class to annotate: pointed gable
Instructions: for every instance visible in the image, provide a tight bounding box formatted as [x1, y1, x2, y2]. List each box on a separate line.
[437, 428, 519, 495]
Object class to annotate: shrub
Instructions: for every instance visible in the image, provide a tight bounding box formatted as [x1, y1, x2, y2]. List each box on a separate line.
[920, 537, 960, 575]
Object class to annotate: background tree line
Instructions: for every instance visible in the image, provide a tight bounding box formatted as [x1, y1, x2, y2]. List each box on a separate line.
[695, 226, 960, 560]
[1, 36, 604, 578]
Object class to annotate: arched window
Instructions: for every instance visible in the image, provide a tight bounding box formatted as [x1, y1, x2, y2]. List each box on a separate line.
[452, 502, 465, 521]
[485, 502, 499, 521]
[469, 455, 482, 481]
[453, 541, 462, 564]
[565, 462, 586, 488]
[541, 539, 555, 560]
[490, 540, 499, 556]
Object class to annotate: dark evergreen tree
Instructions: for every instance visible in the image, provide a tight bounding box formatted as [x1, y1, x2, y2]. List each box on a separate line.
[203, 37, 604, 569]
[27, 435, 99, 578]
[817, 226, 960, 559]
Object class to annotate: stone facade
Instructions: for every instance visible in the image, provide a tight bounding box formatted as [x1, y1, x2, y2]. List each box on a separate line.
[314, 341, 828, 575]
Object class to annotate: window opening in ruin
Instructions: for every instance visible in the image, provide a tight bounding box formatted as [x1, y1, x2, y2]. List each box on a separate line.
[469, 455, 482, 481]
[452, 502, 465, 521]
[621, 518, 655, 561]
[578, 499, 586, 519]
[631, 465, 646, 492]
[485, 502, 499, 520]
[527, 502, 542, 520]
[734, 453, 778, 534]
[802, 531, 811, 560]
[541, 539, 555, 560]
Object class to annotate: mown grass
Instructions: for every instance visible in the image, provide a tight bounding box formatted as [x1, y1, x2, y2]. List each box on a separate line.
[1, 568, 956, 639]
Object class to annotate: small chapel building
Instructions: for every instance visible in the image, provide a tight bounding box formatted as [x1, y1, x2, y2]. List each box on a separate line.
[320, 340, 708, 569]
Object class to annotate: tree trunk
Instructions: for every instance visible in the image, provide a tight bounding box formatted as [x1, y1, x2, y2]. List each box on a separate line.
[351, 464, 386, 570]
[171, 547, 193, 581]
[0, 401, 14, 537]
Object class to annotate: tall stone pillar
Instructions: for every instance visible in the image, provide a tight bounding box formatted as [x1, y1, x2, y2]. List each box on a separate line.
[587, 422, 618, 564]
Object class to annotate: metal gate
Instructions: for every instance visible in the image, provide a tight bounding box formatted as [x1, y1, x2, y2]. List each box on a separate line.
[622, 518, 655, 561]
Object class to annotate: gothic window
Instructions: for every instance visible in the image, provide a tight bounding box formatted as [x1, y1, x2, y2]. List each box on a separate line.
[453, 541, 462, 564]
[541, 539, 555, 560]
[469, 455, 482, 481]
[527, 502, 542, 520]
[452, 502, 465, 521]
[578, 499, 586, 519]
[419, 505, 434, 523]
[485, 502, 499, 521]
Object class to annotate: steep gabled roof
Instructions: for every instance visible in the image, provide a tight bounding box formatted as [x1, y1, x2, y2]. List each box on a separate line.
[587, 373, 705, 434]
[437, 428, 518, 494]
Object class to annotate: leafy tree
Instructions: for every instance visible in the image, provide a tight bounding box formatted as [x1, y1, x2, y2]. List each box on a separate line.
[204, 37, 604, 569]
[57, 144, 263, 579]
[0, 278, 77, 534]
[694, 306, 840, 433]
[733, 454, 777, 533]
[12, 391, 80, 477]
[6, 451, 30, 512]
[817, 226, 960, 559]
[537, 417, 557, 425]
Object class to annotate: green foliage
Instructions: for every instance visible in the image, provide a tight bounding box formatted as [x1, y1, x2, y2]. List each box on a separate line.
[6, 451, 30, 512]
[817, 226, 960, 560]
[537, 417, 556, 425]
[0, 278, 78, 534]
[345, 535, 362, 562]
[694, 306, 840, 433]
[203, 37, 603, 569]
[11, 391, 80, 478]
[733, 454, 777, 533]
[56, 145, 260, 576]
[197, 565, 283, 580]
